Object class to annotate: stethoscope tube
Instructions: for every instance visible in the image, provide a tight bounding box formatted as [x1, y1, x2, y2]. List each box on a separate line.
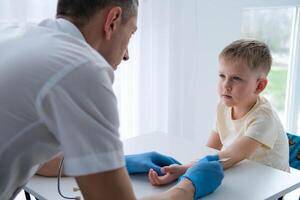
[57, 157, 80, 200]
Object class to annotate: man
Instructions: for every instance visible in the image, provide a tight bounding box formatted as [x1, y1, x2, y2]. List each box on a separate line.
[0, 0, 224, 199]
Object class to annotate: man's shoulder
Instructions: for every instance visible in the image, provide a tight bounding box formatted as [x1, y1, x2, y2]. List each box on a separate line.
[29, 21, 110, 72]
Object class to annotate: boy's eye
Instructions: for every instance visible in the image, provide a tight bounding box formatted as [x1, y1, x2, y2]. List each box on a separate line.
[232, 76, 242, 81]
[219, 74, 225, 79]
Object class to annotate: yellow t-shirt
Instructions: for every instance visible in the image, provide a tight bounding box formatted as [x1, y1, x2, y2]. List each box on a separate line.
[213, 96, 290, 172]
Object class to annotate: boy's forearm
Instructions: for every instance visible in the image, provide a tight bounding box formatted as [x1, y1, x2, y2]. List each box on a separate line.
[218, 136, 261, 170]
[141, 179, 195, 200]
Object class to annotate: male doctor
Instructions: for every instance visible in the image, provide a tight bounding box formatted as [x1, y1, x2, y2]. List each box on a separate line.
[0, 0, 224, 199]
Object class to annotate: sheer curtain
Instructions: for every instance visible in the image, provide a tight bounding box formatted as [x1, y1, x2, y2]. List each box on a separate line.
[115, 0, 224, 140]
[0, 0, 57, 24]
[116, 0, 300, 140]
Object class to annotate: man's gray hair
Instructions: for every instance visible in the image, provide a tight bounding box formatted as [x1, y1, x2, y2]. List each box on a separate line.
[57, 0, 139, 24]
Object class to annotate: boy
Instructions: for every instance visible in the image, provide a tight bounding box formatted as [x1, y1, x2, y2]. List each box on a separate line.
[148, 39, 290, 186]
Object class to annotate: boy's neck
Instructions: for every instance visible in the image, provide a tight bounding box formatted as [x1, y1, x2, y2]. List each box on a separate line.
[231, 98, 258, 120]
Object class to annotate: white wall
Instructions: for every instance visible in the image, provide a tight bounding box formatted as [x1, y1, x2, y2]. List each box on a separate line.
[187, 1, 243, 143]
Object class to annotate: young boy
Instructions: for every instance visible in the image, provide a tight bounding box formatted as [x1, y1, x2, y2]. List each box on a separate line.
[148, 39, 290, 186]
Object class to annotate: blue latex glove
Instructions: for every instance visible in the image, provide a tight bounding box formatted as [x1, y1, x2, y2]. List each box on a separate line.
[125, 151, 181, 175]
[182, 155, 224, 200]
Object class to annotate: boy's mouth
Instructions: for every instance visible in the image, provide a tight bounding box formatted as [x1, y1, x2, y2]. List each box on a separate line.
[221, 94, 232, 99]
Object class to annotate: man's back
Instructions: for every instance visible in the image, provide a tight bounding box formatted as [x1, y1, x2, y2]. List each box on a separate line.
[0, 19, 117, 199]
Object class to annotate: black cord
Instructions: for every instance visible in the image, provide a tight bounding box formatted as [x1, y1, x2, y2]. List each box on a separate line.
[57, 157, 80, 200]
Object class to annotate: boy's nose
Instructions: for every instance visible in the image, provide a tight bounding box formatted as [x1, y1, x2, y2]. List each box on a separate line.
[224, 81, 232, 92]
[225, 86, 232, 92]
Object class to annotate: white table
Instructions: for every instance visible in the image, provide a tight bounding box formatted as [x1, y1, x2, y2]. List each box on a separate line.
[25, 132, 300, 200]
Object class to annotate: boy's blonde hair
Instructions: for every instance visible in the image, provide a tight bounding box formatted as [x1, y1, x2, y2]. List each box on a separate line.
[219, 39, 272, 76]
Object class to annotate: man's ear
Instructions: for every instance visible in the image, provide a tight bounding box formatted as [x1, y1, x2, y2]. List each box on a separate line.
[255, 78, 268, 94]
[103, 7, 122, 40]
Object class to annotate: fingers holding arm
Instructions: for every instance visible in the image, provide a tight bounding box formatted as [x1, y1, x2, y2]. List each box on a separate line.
[150, 154, 221, 186]
[152, 152, 181, 168]
[181, 158, 224, 199]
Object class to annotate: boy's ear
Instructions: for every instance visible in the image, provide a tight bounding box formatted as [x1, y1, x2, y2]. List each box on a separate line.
[103, 7, 122, 40]
[255, 78, 268, 94]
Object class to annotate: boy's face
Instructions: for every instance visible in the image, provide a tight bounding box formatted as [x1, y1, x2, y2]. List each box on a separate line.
[218, 58, 262, 108]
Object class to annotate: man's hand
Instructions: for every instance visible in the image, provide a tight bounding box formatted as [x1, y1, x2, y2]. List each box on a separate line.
[182, 155, 224, 199]
[125, 151, 181, 175]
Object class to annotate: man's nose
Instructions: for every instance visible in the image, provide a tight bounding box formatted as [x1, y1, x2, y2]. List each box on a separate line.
[123, 48, 129, 61]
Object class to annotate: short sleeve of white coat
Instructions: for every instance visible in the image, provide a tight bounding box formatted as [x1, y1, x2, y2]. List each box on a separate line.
[36, 63, 124, 176]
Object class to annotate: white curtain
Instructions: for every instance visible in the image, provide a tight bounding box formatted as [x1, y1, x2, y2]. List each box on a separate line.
[0, 0, 57, 24]
[115, 0, 222, 141]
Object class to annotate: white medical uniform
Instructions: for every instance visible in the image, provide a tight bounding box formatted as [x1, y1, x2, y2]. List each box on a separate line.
[0, 18, 124, 199]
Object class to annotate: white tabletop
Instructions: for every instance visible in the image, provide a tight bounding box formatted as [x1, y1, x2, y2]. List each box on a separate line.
[25, 132, 300, 200]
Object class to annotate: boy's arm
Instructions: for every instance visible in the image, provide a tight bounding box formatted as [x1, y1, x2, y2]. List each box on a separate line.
[218, 136, 261, 169]
[206, 131, 223, 150]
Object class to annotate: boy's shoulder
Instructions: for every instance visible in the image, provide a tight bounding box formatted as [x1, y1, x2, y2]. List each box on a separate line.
[247, 96, 282, 126]
[252, 96, 275, 115]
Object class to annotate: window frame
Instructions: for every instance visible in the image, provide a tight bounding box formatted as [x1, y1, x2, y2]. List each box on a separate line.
[241, 2, 300, 133]
[285, 7, 300, 133]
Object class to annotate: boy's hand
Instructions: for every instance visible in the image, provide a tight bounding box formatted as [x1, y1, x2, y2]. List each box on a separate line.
[148, 164, 187, 185]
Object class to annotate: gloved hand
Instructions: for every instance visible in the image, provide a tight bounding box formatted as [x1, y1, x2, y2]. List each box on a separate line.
[182, 155, 224, 200]
[125, 151, 181, 175]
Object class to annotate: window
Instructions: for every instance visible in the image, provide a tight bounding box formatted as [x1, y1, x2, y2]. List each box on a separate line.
[241, 7, 300, 133]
